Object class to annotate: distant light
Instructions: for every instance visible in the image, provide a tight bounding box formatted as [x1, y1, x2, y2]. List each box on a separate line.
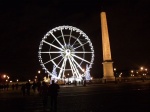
[38, 70, 41, 74]
[3, 74, 6, 78]
[140, 67, 144, 70]
[114, 68, 116, 71]
[119, 72, 122, 77]
[10, 81, 12, 83]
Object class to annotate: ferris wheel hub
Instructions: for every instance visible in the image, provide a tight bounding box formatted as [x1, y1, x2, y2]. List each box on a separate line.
[65, 49, 71, 56]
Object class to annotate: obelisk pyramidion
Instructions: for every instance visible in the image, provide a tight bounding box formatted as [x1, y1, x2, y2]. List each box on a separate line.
[101, 12, 115, 82]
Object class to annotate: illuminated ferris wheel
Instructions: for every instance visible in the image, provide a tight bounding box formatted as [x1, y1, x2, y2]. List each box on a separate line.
[38, 25, 94, 80]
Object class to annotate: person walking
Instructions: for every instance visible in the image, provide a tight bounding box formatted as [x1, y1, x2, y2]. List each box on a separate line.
[48, 80, 60, 112]
[40, 81, 49, 111]
[26, 81, 31, 95]
[21, 84, 26, 96]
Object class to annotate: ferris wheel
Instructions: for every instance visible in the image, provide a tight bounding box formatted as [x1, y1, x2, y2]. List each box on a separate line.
[38, 25, 94, 80]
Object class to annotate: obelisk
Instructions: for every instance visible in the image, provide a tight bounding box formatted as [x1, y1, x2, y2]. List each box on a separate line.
[101, 12, 115, 82]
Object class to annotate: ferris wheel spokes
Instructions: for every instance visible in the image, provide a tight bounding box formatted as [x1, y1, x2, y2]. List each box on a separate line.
[69, 28, 72, 45]
[43, 55, 62, 65]
[50, 32, 64, 49]
[71, 58, 81, 78]
[68, 57, 80, 78]
[72, 51, 94, 53]
[72, 54, 91, 64]
[61, 28, 67, 46]
[57, 56, 64, 68]
[43, 40, 63, 51]
[74, 41, 89, 50]
[51, 60, 59, 69]
[58, 57, 67, 78]
[72, 57, 82, 78]
[71, 56, 84, 72]
[62, 58, 67, 79]
[39, 51, 63, 53]
[68, 57, 76, 78]
[71, 34, 81, 47]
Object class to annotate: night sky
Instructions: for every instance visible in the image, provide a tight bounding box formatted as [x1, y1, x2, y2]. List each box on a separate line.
[0, 0, 150, 81]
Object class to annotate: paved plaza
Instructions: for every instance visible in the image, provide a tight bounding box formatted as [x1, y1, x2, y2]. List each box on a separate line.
[0, 81, 150, 112]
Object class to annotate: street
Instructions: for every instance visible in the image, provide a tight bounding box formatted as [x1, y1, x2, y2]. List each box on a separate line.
[0, 81, 150, 112]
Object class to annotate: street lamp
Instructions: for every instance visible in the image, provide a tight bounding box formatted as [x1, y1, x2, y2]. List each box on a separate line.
[3, 74, 6, 78]
[139, 66, 148, 81]
[140, 67, 144, 71]
[113, 68, 117, 81]
[130, 70, 134, 78]
[38, 70, 41, 81]
[38, 70, 41, 74]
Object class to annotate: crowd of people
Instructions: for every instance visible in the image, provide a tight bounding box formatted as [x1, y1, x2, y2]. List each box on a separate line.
[0, 80, 60, 112]
[0, 83, 19, 90]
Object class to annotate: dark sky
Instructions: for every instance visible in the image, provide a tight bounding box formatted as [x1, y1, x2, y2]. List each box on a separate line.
[0, 0, 150, 81]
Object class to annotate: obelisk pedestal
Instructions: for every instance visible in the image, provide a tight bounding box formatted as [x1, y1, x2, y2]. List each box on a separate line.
[102, 61, 115, 82]
[101, 12, 115, 82]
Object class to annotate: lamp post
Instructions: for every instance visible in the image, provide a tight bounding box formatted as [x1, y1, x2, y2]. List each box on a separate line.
[131, 70, 134, 76]
[2, 74, 10, 83]
[114, 68, 117, 81]
[140, 66, 148, 81]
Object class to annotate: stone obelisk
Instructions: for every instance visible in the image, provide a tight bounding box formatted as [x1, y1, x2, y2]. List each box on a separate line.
[101, 12, 115, 82]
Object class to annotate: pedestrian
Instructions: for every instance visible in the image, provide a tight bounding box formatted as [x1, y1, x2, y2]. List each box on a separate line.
[6, 83, 9, 90]
[12, 84, 15, 90]
[37, 81, 41, 93]
[15, 83, 19, 90]
[21, 84, 26, 96]
[40, 81, 49, 111]
[32, 81, 37, 93]
[48, 80, 60, 112]
[26, 81, 31, 95]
